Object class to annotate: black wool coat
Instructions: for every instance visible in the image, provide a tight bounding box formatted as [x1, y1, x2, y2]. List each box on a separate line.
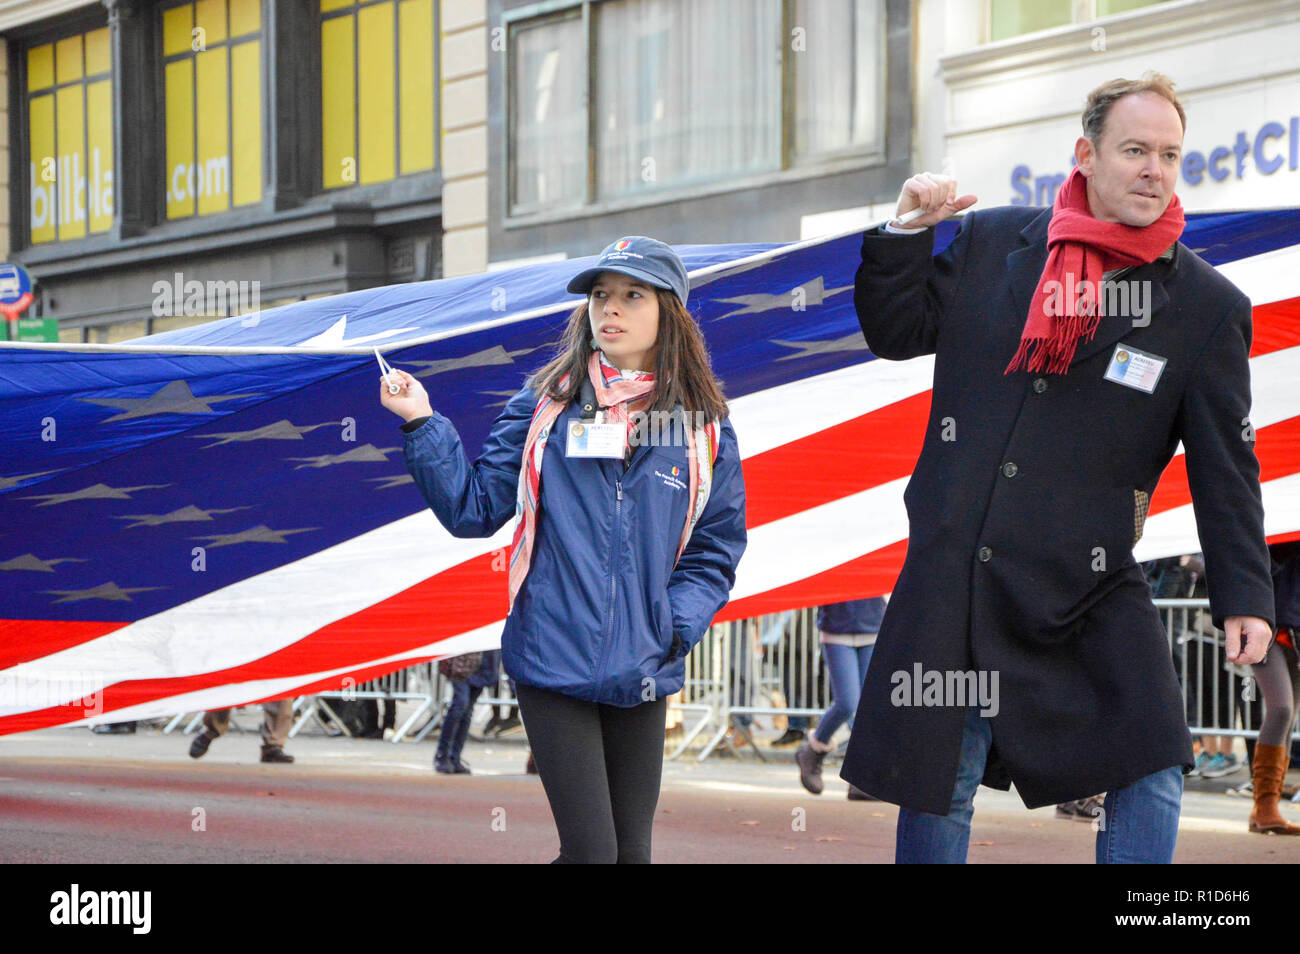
[840, 206, 1276, 813]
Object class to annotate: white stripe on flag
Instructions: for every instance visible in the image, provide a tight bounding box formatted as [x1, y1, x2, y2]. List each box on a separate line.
[51, 622, 507, 727]
[729, 477, 911, 601]
[1244, 345, 1300, 430]
[1134, 471, 1300, 563]
[0, 515, 512, 714]
[1216, 247, 1300, 307]
[727, 355, 934, 457]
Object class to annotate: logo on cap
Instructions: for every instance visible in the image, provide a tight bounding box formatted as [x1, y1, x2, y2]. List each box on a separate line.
[614, 239, 632, 251]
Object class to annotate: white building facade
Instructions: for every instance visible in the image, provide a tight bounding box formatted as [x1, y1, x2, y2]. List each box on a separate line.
[914, 0, 1300, 214]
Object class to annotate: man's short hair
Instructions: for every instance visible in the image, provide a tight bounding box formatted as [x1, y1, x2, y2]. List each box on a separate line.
[1082, 72, 1186, 143]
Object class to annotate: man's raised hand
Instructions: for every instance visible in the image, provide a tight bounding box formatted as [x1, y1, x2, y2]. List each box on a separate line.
[893, 173, 977, 230]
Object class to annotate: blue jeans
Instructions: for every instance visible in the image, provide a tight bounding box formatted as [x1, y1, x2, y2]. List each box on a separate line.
[896, 706, 1183, 864]
[813, 642, 875, 746]
[437, 682, 484, 763]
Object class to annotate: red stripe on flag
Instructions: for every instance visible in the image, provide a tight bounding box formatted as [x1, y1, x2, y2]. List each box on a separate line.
[1249, 298, 1300, 359]
[741, 393, 930, 527]
[0, 553, 510, 734]
[0, 619, 131, 670]
[1150, 416, 1300, 515]
[717, 540, 910, 620]
[0, 657, 443, 736]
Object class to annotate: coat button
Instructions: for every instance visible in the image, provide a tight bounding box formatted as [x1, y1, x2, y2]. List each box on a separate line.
[1001, 461, 1018, 478]
[1032, 378, 1048, 393]
[978, 546, 993, 562]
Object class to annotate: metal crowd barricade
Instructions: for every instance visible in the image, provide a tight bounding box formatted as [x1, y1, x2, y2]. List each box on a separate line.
[682, 597, 1299, 760]
[157, 597, 1298, 754]
[680, 609, 833, 761]
[292, 662, 443, 742]
[1157, 598, 1298, 743]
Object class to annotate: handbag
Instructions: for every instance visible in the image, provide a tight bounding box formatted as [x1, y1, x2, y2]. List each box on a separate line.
[438, 652, 483, 682]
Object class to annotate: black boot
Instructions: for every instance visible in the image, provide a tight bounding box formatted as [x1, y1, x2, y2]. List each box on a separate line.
[795, 741, 827, 795]
[189, 730, 215, 759]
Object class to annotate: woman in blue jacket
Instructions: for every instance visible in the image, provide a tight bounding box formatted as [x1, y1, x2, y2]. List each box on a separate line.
[380, 236, 747, 863]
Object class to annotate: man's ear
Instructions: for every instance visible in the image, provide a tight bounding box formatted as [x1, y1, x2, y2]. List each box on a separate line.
[1074, 136, 1096, 177]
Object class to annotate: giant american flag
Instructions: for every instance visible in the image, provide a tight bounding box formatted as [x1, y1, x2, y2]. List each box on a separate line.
[1, 210, 1298, 733]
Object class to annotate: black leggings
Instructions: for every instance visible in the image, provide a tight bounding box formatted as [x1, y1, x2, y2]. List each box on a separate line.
[515, 684, 667, 864]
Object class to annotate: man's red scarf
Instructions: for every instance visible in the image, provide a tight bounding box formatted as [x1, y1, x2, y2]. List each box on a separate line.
[1004, 166, 1185, 375]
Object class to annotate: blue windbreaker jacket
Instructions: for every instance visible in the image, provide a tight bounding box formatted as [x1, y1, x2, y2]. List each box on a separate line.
[817, 597, 887, 635]
[402, 385, 747, 706]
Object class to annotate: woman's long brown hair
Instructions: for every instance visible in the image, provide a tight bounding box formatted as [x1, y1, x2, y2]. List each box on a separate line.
[529, 287, 729, 421]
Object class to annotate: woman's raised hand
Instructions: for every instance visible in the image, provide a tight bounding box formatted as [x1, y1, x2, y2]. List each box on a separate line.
[379, 368, 434, 422]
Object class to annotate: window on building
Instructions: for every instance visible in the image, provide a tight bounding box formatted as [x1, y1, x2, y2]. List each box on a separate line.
[594, 0, 781, 201]
[162, 0, 264, 219]
[510, 12, 585, 211]
[320, 0, 437, 190]
[991, 0, 1170, 42]
[25, 27, 114, 245]
[506, 0, 888, 216]
[792, 0, 886, 159]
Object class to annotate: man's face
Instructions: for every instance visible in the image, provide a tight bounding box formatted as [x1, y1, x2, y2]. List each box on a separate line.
[1075, 93, 1184, 226]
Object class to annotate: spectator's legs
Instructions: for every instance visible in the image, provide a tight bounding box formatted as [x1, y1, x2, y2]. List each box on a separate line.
[856, 643, 876, 690]
[1247, 643, 1300, 833]
[1095, 766, 1182, 863]
[812, 643, 861, 747]
[450, 685, 484, 764]
[1253, 644, 1300, 747]
[381, 698, 396, 732]
[728, 622, 754, 731]
[260, 700, 293, 749]
[437, 681, 470, 765]
[895, 707, 991, 863]
[202, 708, 233, 738]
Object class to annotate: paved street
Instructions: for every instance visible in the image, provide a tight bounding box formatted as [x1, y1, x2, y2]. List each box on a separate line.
[3, 724, 1298, 864]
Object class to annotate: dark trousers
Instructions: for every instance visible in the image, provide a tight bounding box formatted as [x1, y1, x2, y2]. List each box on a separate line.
[437, 683, 484, 764]
[515, 683, 668, 864]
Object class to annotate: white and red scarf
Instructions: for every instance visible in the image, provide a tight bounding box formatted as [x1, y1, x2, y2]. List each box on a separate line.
[507, 351, 720, 609]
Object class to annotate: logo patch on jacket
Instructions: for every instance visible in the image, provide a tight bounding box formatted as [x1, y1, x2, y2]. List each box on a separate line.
[655, 469, 686, 491]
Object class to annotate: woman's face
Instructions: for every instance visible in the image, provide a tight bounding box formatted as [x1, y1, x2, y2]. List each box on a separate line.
[588, 271, 660, 372]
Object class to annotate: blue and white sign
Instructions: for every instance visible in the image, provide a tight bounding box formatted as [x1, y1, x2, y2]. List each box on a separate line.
[0, 264, 33, 305]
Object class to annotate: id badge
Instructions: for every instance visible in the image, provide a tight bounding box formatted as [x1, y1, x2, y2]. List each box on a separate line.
[1104, 343, 1167, 394]
[566, 416, 626, 459]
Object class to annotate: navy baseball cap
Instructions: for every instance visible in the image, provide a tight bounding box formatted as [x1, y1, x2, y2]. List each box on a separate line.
[566, 236, 690, 306]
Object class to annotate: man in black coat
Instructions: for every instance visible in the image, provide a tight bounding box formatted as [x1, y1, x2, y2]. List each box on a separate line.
[841, 73, 1275, 864]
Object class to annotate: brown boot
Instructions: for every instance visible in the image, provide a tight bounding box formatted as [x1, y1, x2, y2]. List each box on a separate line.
[1248, 744, 1300, 834]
